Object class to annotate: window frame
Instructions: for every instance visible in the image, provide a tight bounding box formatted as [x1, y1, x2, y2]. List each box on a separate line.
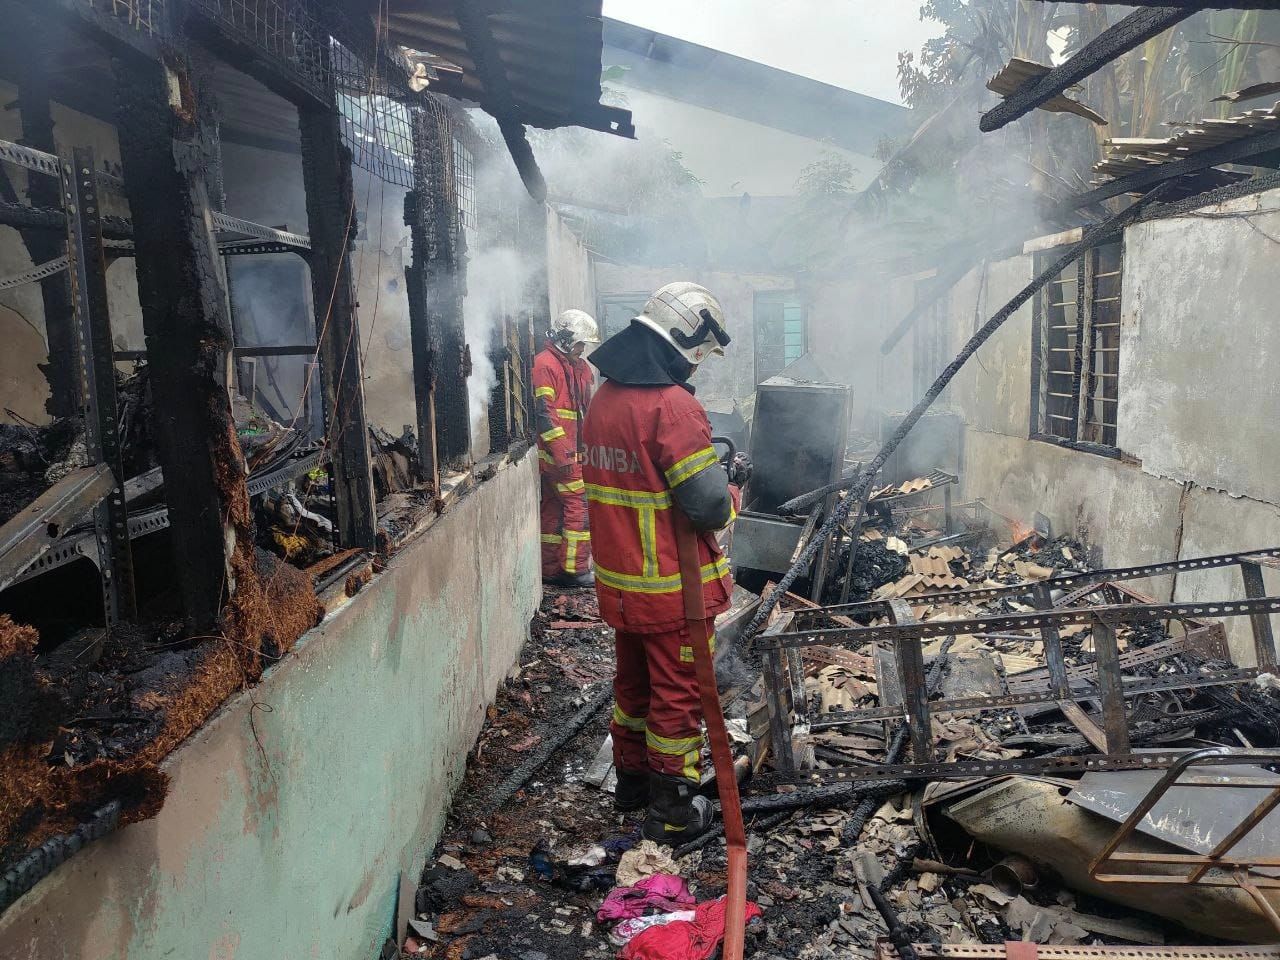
[753, 290, 807, 385]
[1029, 241, 1124, 459]
[596, 292, 650, 339]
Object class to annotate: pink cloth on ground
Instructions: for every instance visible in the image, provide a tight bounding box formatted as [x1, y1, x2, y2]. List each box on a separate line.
[597, 874, 696, 923]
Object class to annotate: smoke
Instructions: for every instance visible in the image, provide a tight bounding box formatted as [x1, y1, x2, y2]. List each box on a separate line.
[462, 246, 539, 440]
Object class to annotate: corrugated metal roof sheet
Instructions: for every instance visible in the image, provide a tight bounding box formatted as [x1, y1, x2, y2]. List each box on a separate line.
[385, 0, 633, 137]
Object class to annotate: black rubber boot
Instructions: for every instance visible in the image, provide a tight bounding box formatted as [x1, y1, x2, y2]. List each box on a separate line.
[614, 769, 650, 812]
[642, 773, 714, 844]
[548, 570, 595, 588]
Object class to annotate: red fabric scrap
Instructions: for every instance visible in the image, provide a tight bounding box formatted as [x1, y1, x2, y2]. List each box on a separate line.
[619, 896, 762, 960]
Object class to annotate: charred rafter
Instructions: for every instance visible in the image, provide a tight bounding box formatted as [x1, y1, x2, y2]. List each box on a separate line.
[453, 0, 548, 202]
[300, 5, 378, 549]
[980, 7, 1194, 133]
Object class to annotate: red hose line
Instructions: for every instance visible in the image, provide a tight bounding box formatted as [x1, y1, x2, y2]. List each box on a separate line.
[675, 515, 748, 960]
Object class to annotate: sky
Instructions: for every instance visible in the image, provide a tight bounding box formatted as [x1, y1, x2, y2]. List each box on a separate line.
[601, 0, 943, 105]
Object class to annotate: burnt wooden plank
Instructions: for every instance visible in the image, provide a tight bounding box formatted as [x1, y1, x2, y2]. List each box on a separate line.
[981, 8, 1194, 133]
[298, 75, 377, 548]
[113, 56, 239, 630]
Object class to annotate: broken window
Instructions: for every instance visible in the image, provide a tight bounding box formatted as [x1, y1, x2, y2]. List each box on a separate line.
[754, 291, 805, 384]
[597, 293, 648, 338]
[1032, 241, 1122, 451]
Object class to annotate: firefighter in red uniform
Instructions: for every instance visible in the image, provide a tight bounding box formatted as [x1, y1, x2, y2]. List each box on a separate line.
[583, 282, 751, 844]
[534, 309, 601, 588]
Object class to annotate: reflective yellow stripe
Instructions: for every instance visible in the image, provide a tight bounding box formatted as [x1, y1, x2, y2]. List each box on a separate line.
[612, 705, 647, 732]
[535, 386, 556, 399]
[538, 449, 554, 465]
[540, 533, 563, 544]
[554, 408, 579, 420]
[540, 426, 566, 442]
[638, 507, 658, 578]
[595, 558, 729, 595]
[585, 483, 672, 509]
[646, 730, 702, 781]
[556, 479, 586, 495]
[646, 730, 702, 755]
[679, 632, 717, 664]
[563, 529, 591, 573]
[665, 446, 718, 487]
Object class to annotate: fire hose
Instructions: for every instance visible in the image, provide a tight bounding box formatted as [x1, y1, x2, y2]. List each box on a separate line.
[674, 512, 747, 960]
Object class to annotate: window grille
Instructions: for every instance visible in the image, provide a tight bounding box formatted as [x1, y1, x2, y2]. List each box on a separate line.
[331, 39, 414, 188]
[188, 0, 326, 98]
[1032, 241, 1123, 451]
[453, 138, 476, 230]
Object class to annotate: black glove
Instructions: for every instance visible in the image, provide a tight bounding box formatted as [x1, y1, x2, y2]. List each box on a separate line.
[727, 452, 753, 486]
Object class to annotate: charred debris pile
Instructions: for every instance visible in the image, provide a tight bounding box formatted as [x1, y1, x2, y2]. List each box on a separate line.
[0, 361, 445, 895]
[404, 492, 1280, 960]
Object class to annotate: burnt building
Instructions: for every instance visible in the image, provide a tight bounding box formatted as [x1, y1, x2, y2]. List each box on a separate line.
[0, 0, 629, 952]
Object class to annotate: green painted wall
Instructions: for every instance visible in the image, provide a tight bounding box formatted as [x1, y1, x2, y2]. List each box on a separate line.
[0, 455, 540, 960]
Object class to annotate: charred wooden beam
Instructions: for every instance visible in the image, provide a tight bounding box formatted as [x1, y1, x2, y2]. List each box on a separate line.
[405, 108, 444, 490]
[980, 7, 1194, 133]
[114, 56, 240, 631]
[453, 0, 548, 202]
[405, 104, 472, 473]
[299, 33, 378, 548]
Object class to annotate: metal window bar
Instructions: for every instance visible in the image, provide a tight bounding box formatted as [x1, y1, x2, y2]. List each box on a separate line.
[1035, 253, 1078, 441]
[453, 138, 476, 230]
[188, 0, 327, 100]
[82, 0, 166, 34]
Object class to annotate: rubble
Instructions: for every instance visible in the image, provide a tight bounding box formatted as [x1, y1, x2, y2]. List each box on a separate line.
[412, 491, 1280, 959]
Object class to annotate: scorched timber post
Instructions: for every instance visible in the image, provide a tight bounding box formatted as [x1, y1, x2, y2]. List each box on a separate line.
[298, 10, 377, 549]
[405, 107, 445, 490]
[113, 55, 238, 631]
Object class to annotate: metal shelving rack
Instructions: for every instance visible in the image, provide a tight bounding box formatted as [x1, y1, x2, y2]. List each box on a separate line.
[0, 135, 327, 622]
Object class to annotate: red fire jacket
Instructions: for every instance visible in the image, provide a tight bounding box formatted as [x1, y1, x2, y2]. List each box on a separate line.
[533, 345, 595, 481]
[582, 381, 738, 633]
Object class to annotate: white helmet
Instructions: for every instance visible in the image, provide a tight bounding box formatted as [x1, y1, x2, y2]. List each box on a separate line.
[548, 309, 601, 353]
[634, 282, 731, 365]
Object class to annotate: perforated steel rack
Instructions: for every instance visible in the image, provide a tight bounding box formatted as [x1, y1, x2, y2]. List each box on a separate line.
[762, 547, 1280, 782]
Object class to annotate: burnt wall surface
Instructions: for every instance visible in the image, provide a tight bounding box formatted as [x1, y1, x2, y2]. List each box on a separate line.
[0, 452, 540, 959]
[864, 187, 1280, 665]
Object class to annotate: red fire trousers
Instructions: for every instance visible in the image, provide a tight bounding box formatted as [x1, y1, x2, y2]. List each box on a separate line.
[539, 473, 592, 579]
[610, 626, 713, 783]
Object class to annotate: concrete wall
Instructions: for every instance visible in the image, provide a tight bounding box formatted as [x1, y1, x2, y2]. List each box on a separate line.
[604, 83, 878, 197]
[593, 261, 792, 403]
[545, 206, 595, 322]
[0, 453, 541, 960]
[855, 188, 1280, 664]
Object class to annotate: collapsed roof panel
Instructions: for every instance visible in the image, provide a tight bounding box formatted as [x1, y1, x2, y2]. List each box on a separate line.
[1092, 102, 1280, 198]
[385, 0, 634, 138]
